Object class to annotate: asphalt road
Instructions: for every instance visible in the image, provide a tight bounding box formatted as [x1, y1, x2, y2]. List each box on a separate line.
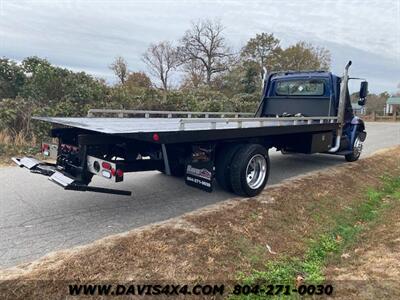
[0, 122, 399, 268]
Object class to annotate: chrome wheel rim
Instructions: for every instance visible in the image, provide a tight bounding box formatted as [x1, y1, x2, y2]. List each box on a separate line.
[353, 136, 363, 158]
[246, 154, 267, 189]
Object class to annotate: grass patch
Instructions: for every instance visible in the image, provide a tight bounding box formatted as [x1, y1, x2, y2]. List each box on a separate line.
[235, 176, 400, 299]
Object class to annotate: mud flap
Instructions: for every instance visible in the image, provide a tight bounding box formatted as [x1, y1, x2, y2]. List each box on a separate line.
[184, 145, 214, 193]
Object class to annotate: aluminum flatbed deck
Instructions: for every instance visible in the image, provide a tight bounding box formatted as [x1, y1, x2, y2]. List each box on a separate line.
[35, 116, 339, 144]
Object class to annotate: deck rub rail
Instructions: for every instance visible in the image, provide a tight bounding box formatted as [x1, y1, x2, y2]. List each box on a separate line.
[178, 116, 338, 130]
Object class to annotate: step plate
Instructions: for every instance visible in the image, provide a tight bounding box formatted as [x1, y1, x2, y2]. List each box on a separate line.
[13, 156, 132, 196]
[12, 157, 41, 169]
[49, 171, 75, 187]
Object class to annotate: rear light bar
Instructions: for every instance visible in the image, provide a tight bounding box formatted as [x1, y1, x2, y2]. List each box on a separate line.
[101, 170, 112, 179]
[41, 142, 58, 159]
[42, 144, 50, 156]
[102, 161, 112, 170]
[116, 169, 123, 177]
[60, 144, 79, 153]
[87, 155, 124, 182]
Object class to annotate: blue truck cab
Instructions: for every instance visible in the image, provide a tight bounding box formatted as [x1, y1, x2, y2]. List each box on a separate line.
[257, 61, 368, 161]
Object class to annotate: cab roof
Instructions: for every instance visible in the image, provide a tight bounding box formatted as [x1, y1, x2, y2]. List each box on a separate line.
[271, 71, 334, 80]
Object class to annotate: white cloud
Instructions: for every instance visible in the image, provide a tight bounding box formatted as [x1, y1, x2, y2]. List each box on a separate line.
[0, 0, 399, 92]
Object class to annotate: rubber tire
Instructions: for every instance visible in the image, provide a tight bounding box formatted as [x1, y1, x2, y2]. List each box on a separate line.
[230, 144, 270, 197]
[345, 152, 359, 162]
[281, 149, 293, 155]
[345, 133, 362, 162]
[215, 144, 243, 192]
[281, 149, 289, 155]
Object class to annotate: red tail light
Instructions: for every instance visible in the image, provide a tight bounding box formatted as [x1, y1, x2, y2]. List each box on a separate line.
[116, 169, 123, 177]
[102, 162, 111, 170]
[152, 133, 160, 141]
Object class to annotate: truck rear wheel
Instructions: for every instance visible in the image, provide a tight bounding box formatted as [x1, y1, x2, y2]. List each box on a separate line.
[215, 144, 242, 192]
[229, 144, 270, 197]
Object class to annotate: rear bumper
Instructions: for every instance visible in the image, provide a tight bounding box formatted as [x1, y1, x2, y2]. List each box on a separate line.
[12, 156, 131, 196]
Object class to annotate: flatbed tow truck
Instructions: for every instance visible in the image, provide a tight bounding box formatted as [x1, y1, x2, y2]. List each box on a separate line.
[13, 61, 368, 197]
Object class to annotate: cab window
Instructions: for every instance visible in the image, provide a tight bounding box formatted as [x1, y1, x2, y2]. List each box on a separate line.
[275, 79, 325, 96]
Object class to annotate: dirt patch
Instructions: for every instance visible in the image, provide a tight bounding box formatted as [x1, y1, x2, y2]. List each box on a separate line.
[0, 147, 400, 299]
[325, 196, 400, 299]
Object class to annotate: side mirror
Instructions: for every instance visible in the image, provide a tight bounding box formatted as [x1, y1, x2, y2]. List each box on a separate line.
[358, 99, 366, 106]
[359, 81, 368, 105]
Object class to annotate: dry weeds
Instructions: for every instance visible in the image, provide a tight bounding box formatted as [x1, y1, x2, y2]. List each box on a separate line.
[325, 194, 400, 299]
[0, 130, 39, 166]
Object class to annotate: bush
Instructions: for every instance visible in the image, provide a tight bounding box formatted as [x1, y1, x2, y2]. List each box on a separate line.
[0, 97, 35, 136]
[0, 57, 261, 144]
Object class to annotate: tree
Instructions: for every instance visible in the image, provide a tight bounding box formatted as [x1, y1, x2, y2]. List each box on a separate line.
[270, 42, 331, 71]
[125, 72, 152, 89]
[19, 58, 108, 109]
[365, 92, 389, 114]
[142, 41, 180, 97]
[109, 56, 128, 85]
[241, 33, 280, 78]
[0, 58, 26, 99]
[221, 61, 260, 96]
[22, 56, 51, 74]
[180, 58, 206, 89]
[179, 19, 233, 85]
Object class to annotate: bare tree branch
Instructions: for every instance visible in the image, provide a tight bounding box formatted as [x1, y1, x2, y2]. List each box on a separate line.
[142, 41, 180, 97]
[179, 19, 233, 85]
[109, 56, 128, 85]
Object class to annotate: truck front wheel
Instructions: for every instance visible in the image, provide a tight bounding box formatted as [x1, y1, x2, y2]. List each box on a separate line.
[345, 134, 364, 162]
[229, 144, 270, 197]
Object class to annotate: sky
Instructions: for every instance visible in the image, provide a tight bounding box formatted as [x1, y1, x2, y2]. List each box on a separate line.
[0, 0, 399, 94]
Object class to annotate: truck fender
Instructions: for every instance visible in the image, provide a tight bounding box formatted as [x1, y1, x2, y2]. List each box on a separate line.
[350, 116, 365, 131]
[349, 117, 367, 147]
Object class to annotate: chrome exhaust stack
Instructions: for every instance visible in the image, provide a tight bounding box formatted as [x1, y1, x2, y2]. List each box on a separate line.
[329, 60, 352, 153]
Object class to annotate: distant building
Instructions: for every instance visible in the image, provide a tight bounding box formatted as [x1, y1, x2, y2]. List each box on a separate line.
[351, 103, 366, 115]
[385, 97, 400, 115]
